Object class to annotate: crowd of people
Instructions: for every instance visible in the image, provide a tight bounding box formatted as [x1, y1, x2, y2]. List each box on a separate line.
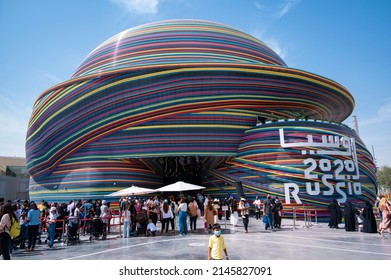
[0, 197, 118, 259]
[0, 192, 284, 259]
[118, 193, 261, 237]
[1, 192, 390, 260]
[328, 195, 391, 235]
[116, 192, 286, 240]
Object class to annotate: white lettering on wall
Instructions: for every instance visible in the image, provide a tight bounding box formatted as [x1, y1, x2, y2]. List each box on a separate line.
[284, 183, 302, 204]
[280, 129, 361, 204]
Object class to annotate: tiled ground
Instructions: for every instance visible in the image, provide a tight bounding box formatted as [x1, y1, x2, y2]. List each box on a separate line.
[10, 217, 391, 260]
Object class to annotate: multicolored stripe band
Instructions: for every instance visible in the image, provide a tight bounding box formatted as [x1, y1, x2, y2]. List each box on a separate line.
[26, 20, 376, 210]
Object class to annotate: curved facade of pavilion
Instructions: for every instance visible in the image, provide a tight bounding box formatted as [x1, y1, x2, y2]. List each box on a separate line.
[26, 20, 377, 211]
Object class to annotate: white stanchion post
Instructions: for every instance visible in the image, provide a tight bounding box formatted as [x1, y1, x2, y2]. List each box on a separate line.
[292, 206, 296, 230]
[118, 214, 122, 237]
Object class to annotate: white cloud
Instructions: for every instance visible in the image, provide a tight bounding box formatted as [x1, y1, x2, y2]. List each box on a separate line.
[276, 0, 301, 19]
[353, 99, 391, 167]
[254, 1, 263, 11]
[378, 99, 391, 119]
[250, 1, 302, 62]
[360, 99, 391, 127]
[34, 70, 64, 85]
[111, 0, 159, 15]
[264, 38, 288, 60]
[360, 131, 390, 167]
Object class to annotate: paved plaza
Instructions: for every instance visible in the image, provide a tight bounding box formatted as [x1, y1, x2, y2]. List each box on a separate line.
[9, 217, 391, 260]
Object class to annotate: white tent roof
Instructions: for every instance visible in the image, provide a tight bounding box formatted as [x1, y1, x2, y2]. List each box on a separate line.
[155, 181, 205, 192]
[105, 185, 156, 197]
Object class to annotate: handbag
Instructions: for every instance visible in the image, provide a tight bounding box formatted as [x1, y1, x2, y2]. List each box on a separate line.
[169, 209, 174, 219]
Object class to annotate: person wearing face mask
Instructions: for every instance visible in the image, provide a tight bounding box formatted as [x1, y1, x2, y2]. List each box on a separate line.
[208, 223, 229, 260]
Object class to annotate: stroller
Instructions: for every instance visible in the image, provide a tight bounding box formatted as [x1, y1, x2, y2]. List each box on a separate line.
[89, 216, 107, 240]
[134, 211, 148, 237]
[12, 231, 24, 250]
[64, 216, 81, 245]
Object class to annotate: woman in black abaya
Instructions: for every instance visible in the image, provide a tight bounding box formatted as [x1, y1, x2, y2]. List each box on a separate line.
[343, 202, 358, 231]
[328, 199, 341, 229]
[362, 200, 377, 233]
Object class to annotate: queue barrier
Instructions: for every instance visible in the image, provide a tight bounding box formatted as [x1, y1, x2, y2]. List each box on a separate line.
[38, 206, 327, 240]
[278, 205, 322, 230]
[303, 209, 318, 228]
[39, 214, 125, 240]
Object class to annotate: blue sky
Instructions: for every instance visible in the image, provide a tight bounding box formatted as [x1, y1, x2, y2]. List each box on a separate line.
[0, 0, 390, 167]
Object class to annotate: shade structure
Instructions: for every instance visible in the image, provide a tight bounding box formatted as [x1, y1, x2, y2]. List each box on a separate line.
[156, 181, 205, 192]
[105, 185, 156, 197]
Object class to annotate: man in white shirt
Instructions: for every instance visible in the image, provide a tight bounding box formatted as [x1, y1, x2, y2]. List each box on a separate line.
[253, 196, 262, 220]
[67, 200, 75, 216]
[204, 195, 210, 211]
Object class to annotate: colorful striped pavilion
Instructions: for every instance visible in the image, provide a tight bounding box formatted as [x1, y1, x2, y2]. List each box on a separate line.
[26, 20, 377, 217]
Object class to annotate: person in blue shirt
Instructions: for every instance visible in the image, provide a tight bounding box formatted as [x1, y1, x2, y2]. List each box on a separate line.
[26, 202, 41, 251]
[82, 199, 93, 235]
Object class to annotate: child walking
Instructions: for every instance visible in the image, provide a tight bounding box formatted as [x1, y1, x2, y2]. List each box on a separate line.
[208, 223, 229, 260]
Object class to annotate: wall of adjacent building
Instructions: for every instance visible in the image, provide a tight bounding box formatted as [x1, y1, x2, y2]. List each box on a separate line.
[0, 156, 29, 201]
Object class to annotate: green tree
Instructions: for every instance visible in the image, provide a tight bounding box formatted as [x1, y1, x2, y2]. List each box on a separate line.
[377, 165, 391, 193]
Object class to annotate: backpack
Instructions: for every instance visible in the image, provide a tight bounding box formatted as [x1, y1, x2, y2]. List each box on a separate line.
[9, 217, 21, 238]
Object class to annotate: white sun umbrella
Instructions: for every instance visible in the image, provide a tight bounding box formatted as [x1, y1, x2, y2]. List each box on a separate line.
[155, 181, 205, 192]
[105, 185, 156, 197]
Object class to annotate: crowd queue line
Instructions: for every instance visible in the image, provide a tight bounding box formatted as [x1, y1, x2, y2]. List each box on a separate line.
[1, 194, 389, 260]
[0, 193, 285, 254]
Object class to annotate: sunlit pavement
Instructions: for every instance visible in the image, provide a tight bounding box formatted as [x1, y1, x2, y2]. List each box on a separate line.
[9, 217, 391, 260]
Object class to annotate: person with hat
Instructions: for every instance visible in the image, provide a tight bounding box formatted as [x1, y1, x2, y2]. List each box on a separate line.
[238, 196, 250, 233]
[47, 207, 58, 249]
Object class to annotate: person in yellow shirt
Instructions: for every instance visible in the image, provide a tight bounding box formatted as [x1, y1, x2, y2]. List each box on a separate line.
[208, 223, 229, 260]
[37, 199, 47, 212]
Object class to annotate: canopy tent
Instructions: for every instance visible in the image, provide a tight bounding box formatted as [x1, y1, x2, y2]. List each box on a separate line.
[105, 185, 156, 197]
[155, 181, 205, 192]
